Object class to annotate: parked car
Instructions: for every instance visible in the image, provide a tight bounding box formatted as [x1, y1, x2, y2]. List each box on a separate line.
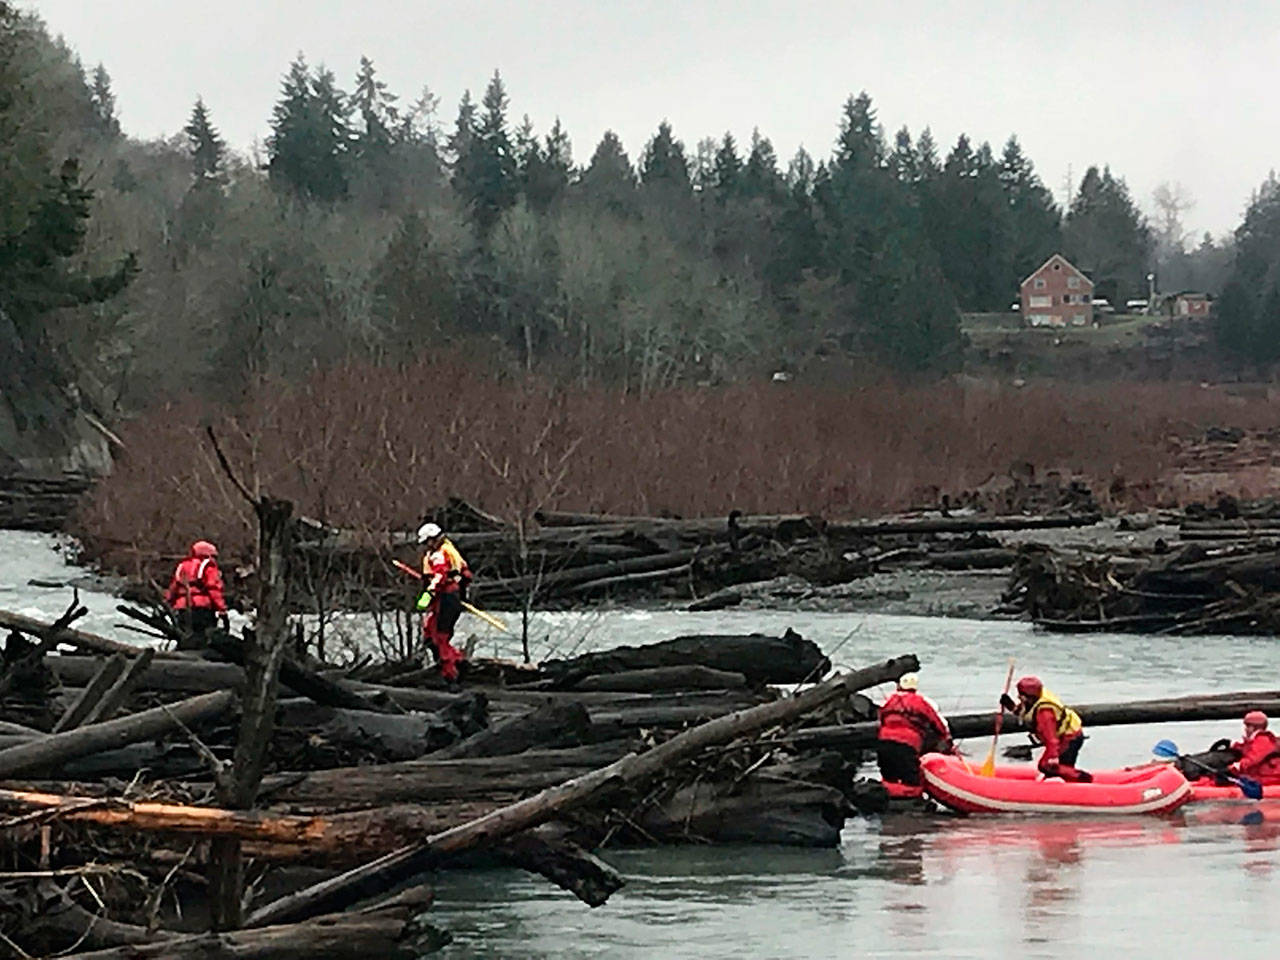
[1125, 299, 1149, 313]
[1092, 298, 1116, 315]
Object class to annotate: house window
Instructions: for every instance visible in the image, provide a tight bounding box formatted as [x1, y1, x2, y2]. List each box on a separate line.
[1034, 278, 1046, 289]
[1029, 295, 1051, 308]
[1053, 262, 1061, 270]
[1067, 277, 1080, 289]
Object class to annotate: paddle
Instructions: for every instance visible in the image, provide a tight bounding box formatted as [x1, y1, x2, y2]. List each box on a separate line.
[1152, 738, 1264, 800]
[979, 658, 1017, 777]
[391, 559, 512, 634]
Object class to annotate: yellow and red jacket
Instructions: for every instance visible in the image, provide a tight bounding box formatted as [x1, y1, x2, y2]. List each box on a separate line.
[423, 538, 472, 596]
[1018, 688, 1082, 761]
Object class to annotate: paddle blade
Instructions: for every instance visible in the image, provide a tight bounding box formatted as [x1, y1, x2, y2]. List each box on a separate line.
[1152, 739, 1180, 760]
[1238, 776, 1264, 801]
[978, 749, 996, 777]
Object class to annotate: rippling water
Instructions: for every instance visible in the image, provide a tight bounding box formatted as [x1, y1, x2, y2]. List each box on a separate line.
[4, 530, 1278, 958]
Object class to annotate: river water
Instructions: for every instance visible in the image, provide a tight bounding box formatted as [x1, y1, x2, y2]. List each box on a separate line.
[3, 531, 1278, 958]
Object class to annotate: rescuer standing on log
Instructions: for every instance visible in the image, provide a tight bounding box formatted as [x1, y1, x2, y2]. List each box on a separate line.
[164, 539, 228, 649]
[416, 522, 472, 683]
[877, 672, 954, 786]
[1002, 676, 1092, 782]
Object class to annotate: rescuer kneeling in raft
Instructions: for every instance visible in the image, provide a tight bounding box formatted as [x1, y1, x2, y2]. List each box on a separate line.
[1002, 676, 1092, 783]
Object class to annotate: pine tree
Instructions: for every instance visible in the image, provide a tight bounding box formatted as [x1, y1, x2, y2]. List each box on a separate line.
[183, 97, 226, 179]
[446, 90, 476, 168]
[639, 120, 690, 193]
[888, 126, 918, 184]
[915, 127, 940, 181]
[89, 63, 120, 136]
[525, 117, 571, 210]
[711, 132, 741, 196]
[1063, 165, 1153, 303]
[833, 92, 883, 172]
[999, 135, 1060, 284]
[579, 130, 636, 212]
[741, 129, 783, 199]
[267, 55, 352, 202]
[454, 71, 518, 231]
[351, 56, 398, 157]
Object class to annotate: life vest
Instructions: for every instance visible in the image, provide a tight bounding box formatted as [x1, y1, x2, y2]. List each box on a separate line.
[166, 556, 226, 612]
[1021, 688, 1082, 738]
[423, 538, 471, 595]
[878, 690, 950, 753]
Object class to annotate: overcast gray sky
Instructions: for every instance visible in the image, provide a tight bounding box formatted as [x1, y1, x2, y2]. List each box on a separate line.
[26, 0, 1280, 238]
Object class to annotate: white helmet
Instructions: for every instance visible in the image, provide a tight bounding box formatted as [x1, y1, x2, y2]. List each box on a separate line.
[897, 672, 919, 691]
[416, 522, 443, 544]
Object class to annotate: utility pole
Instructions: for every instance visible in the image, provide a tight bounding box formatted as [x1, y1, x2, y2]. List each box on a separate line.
[1061, 163, 1074, 211]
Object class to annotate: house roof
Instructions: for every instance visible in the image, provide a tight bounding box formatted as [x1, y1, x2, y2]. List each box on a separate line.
[1020, 253, 1093, 289]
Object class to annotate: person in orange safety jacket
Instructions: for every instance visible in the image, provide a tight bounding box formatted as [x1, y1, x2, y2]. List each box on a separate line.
[1002, 675, 1092, 783]
[1228, 711, 1280, 785]
[415, 522, 472, 682]
[164, 540, 228, 648]
[877, 672, 953, 786]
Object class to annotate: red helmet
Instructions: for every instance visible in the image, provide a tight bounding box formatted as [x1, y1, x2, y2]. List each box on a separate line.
[1245, 710, 1268, 729]
[1016, 676, 1043, 699]
[191, 540, 218, 558]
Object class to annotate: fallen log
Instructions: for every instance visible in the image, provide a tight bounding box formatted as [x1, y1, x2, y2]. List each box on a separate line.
[208, 632, 394, 714]
[0, 609, 184, 659]
[51, 654, 128, 732]
[0, 690, 234, 778]
[257, 742, 636, 809]
[244, 653, 918, 927]
[786, 691, 1280, 753]
[83, 648, 156, 725]
[569, 665, 748, 693]
[51, 888, 447, 960]
[565, 562, 693, 595]
[493, 822, 623, 907]
[482, 547, 724, 597]
[276, 700, 464, 762]
[825, 513, 1101, 537]
[428, 701, 591, 760]
[542, 629, 828, 685]
[47, 654, 245, 693]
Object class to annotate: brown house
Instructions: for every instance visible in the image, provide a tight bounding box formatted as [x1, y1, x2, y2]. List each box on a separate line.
[1019, 254, 1094, 327]
[1173, 292, 1212, 317]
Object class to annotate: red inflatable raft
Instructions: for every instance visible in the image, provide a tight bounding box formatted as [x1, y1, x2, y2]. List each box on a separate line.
[920, 753, 1192, 815]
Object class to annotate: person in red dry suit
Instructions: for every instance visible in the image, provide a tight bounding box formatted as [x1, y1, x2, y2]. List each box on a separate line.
[1002, 676, 1092, 783]
[877, 672, 954, 786]
[164, 540, 228, 648]
[1228, 711, 1280, 785]
[415, 522, 472, 683]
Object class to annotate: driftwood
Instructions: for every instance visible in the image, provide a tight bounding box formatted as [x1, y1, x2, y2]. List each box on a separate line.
[0, 690, 234, 778]
[244, 653, 917, 927]
[0, 472, 94, 531]
[258, 742, 637, 810]
[542, 629, 828, 685]
[83, 648, 156, 726]
[52, 655, 128, 732]
[276, 700, 463, 762]
[569, 665, 748, 693]
[51, 887, 446, 960]
[429, 701, 592, 760]
[0, 608, 184, 659]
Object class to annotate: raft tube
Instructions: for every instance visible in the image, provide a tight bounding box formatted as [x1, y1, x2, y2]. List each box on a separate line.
[920, 753, 1192, 816]
[1190, 781, 1280, 803]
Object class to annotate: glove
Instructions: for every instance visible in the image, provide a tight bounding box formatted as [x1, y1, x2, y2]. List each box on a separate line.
[415, 590, 434, 612]
[999, 693, 1016, 713]
[218, 613, 230, 632]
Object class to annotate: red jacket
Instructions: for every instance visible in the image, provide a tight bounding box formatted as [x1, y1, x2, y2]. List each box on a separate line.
[878, 690, 951, 754]
[165, 556, 227, 613]
[1231, 731, 1280, 784]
